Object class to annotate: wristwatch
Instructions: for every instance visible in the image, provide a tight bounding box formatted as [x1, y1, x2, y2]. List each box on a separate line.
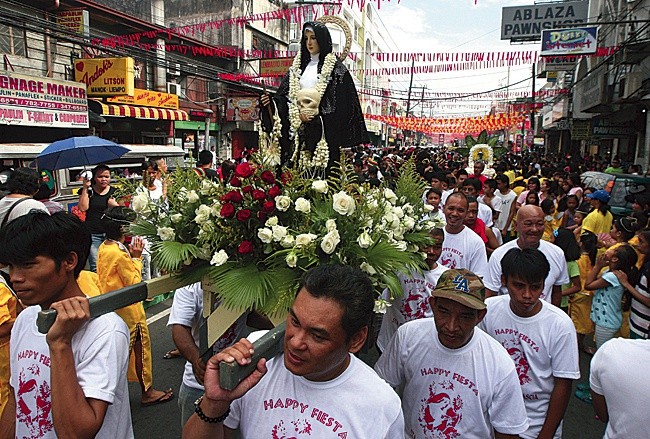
[194, 395, 230, 423]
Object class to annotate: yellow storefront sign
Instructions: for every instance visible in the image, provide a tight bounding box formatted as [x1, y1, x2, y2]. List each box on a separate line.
[107, 88, 179, 109]
[74, 57, 134, 97]
[260, 58, 293, 77]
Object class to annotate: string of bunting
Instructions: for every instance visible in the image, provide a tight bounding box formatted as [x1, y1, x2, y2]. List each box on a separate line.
[365, 113, 528, 134]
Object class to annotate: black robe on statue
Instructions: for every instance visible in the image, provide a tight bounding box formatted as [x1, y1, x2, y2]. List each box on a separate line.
[261, 21, 369, 169]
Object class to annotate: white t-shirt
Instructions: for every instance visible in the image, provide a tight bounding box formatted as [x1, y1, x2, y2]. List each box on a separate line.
[224, 354, 404, 438]
[167, 282, 249, 391]
[484, 239, 569, 302]
[494, 189, 517, 231]
[441, 189, 454, 207]
[10, 305, 133, 439]
[377, 265, 449, 351]
[375, 318, 528, 439]
[590, 338, 650, 439]
[479, 194, 503, 224]
[438, 226, 488, 278]
[480, 296, 580, 439]
[477, 202, 494, 228]
[0, 197, 49, 226]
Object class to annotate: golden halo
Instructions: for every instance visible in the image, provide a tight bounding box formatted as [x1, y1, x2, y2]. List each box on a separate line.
[316, 15, 352, 62]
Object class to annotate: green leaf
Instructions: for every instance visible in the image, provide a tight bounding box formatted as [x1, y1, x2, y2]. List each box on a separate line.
[476, 130, 489, 145]
[151, 241, 200, 272]
[394, 158, 428, 207]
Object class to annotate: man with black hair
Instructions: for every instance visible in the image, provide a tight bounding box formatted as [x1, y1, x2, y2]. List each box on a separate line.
[0, 211, 132, 438]
[0, 168, 48, 227]
[196, 150, 219, 181]
[480, 248, 579, 439]
[183, 264, 403, 438]
[462, 178, 494, 227]
[494, 174, 517, 240]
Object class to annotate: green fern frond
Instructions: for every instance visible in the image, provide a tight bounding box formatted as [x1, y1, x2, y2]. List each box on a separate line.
[394, 158, 428, 207]
[151, 241, 200, 272]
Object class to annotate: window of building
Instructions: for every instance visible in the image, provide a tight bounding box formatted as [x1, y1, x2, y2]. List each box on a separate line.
[252, 33, 274, 53]
[0, 24, 26, 57]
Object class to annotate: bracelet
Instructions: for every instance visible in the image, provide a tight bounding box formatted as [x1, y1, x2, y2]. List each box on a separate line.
[194, 395, 230, 423]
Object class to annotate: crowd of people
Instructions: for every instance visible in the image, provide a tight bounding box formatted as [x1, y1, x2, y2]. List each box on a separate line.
[0, 143, 649, 438]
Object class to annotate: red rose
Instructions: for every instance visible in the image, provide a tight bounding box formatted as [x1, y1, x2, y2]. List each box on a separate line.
[236, 209, 252, 221]
[252, 189, 266, 201]
[220, 203, 235, 218]
[229, 177, 241, 187]
[257, 211, 268, 222]
[238, 240, 254, 254]
[235, 162, 254, 178]
[260, 170, 275, 184]
[224, 190, 243, 203]
[262, 200, 275, 213]
[268, 185, 281, 198]
[241, 185, 253, 194]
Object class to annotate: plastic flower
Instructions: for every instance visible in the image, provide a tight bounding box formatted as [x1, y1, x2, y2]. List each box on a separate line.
[187, 190, 200, 204]
[171, 213, 183, 223]
[220, 203, 236, 218]
[333, 191, 355, 216]
[265, 216, 279, 227]
[357, 230, 374, 248]
[235, 162, 254, 178]
[236, 209, 252, 222]
[360, 262, 377, 275]
[294, 197, 311, 214]
[224, 190, 244, 203]
[280, 234, 295, 248]
[383, 188, 397, 204]
[252, 189, 266, 201]
[285, 252, 298, 268]
[260, 170, 275, 184]
[272, 225, 288, 241]
[238, 240, 254, 254]
[258, 228, 273, 243]
[325, 219, 337, 232]
[268, 186, 282, 198]
[295, 233, 317, 248]
[131, 192, 150, 213]
[210, 250, 229, 266]
[374, 298, 392, 314]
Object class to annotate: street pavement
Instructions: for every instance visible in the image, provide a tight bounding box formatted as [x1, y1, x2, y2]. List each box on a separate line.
[134, 299, 606, 438]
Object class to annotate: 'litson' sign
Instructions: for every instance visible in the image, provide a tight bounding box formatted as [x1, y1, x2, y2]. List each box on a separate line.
[74, 57, 135, 97]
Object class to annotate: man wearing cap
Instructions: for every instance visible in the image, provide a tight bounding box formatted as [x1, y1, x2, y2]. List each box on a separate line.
[480, 248, 579, 439]
[582, 190, 613, 236]
[484, 205, 569, 307]
[375, 268, 528, 439]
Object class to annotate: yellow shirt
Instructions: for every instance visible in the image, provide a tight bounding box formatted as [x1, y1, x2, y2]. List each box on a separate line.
[582, 209, 613, 235]
[77, 270, 102, 298]
[96, 241, 142, 294]
[0, 282, 16, 415]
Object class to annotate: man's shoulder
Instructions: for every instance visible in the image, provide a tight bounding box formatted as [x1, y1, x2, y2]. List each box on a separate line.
[490, 239, 518, 259]
[538, 240, 567, 259]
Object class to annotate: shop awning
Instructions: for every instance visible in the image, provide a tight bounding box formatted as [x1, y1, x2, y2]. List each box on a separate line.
[91, 101, 189, 121]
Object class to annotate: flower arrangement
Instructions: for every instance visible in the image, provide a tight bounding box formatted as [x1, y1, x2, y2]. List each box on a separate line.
[130, 158, 441, 316]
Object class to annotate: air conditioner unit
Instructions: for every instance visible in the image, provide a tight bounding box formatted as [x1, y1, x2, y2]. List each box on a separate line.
[167, 62, 181, 76]
[624, 72, 644, 98]
[167, 82, 182, 95]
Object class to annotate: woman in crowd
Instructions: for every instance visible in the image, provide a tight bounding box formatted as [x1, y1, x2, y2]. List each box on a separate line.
[78, 164, 119, 271]
[516, 176, 541, 209]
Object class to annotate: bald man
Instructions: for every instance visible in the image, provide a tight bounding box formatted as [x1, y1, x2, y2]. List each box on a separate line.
[484, 205, 569, 307]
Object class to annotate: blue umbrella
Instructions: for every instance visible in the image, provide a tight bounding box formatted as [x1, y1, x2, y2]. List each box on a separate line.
[36, 136, 130, 170]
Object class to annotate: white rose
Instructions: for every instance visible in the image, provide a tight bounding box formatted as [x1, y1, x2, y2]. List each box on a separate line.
[210, 249, 229, 267]
[171, 213, 183, 224]
[201, 222, 214, 233]
[272, 225, 288, 241]
[186, 190, 200, 203]
[383, 188, 398, 204]
[423, 204, 434, 212]
[294, 197, 311, 214]
[285, 252, 298, 268]
[312, 180, 328, 194]
[280, 234, 295, 248]
[200, 179, 214, 195]
[157, 227, 175, 241]
[320, 230, 340, 254]
[194, 204, 212, 224]
[210, 202, 222, 217]
[131, 192, 150, 213]
[402, 216, 416, 230]
[402, 203, 415, 215]
[265, 216, 279, 227]
[392, 206, 404, 219]
[295, 233, 317, 248]
[394, 240, 408, 251]
[333, 191, 355, 216]
[357, 230, 374, 248]
[257, 228, 273, 243]
[360, 262, 377, 275]
[275, 196, 292, 212]
[383, 212, 397, 226]
[325, 219, 337, 232]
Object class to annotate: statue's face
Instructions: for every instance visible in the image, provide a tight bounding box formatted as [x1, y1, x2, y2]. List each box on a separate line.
[304, 30, 320, 56]
[296, 89, 320, 118]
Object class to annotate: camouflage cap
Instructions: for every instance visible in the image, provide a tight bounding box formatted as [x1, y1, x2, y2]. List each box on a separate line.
[432, 268, 486, 310]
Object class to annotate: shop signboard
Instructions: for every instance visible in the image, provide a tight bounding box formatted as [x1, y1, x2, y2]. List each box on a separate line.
[571, 119, 591, 140]
[56, 9, 89, 37]
[575, 65, 606, 114]
[591, 117, 636, 138]
[74, 57, 135, 97]
[501, 1, 589, 41]
[0, 72, 88, 128]
[260, 58, 293, 77]
[107, 88, 179, 109]
[541, 26, 598, 56]
[226, 97, 260, 122]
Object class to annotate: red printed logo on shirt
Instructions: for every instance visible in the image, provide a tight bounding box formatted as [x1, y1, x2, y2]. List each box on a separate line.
[418, 380, 463, 438]
[16, 364, 53, 438]
[503, 339, 531, 385]
[400, 287, 430, 321]
[272, 419, 313, 438]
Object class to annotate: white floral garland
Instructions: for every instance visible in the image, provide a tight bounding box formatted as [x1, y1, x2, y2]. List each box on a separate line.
[258, 110, 282, 167]
[287, 50, 337, 169]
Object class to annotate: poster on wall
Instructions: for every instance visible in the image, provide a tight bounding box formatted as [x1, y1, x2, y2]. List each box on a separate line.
[226, 97, 260, 122]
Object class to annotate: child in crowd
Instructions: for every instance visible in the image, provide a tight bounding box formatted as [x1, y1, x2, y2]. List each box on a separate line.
[617, 228, 650, 339]
[570, 232, 597, 354]
[563, 194, 580, 231]
[479, 179, 502, 225]
[541, 199, 561, 242]
[573, 203, 591, 240]
[376, 228, 447, 352]
[97, 206, 173, 407]
[554, 228, 582, 314]
[424, 187, 445, 225]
